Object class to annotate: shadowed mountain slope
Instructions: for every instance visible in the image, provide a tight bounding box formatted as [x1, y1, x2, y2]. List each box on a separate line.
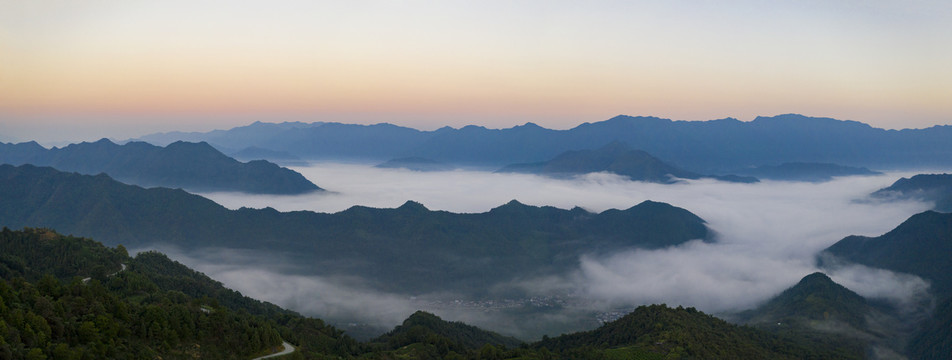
[822, 211, 952, 298]
[873, 173, 952, 212]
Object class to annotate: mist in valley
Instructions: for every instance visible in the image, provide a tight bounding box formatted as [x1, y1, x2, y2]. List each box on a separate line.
[180, 163, 939, 339]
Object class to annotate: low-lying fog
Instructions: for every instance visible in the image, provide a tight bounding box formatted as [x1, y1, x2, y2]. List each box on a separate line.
[177, 163, 937, 339]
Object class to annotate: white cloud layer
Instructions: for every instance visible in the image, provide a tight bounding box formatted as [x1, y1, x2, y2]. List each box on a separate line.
[188, 163, 940, 336]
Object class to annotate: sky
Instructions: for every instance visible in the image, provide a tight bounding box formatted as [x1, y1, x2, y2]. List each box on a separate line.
[2, 1, 951, 144]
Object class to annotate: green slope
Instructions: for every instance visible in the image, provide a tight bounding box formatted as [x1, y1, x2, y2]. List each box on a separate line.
[0, 227, 360, 360]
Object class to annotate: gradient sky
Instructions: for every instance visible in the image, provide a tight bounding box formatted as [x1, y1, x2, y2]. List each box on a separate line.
[2, 0, 951, 144]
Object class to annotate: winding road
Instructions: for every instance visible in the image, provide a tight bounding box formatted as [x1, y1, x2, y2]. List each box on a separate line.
[82, 263, 127, 283]
[251, 341, 295, 360]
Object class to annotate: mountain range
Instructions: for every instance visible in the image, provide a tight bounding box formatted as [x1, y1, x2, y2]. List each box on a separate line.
[132, 114, 952, 171]
[497, 141, 758, 183]
[0, 164, 709, 296]
[0, 138, 321, 194]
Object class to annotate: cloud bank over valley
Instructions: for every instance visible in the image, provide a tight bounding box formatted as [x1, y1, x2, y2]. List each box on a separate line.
[186, 163, 937, 338]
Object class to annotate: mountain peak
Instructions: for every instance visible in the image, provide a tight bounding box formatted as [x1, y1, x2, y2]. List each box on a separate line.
[745, 272, 868, 329]
[626, 200, 673, 211]
[802, 271, 831, 279]
[513, 122, 543, 130]
[785, 272, 863, 303]
[167, 140, 215, 149]
[397, 200, 429, 212]
[504, 199, 525, 207]
[377, 310, 524, 349]
[488, 199, 532, 213]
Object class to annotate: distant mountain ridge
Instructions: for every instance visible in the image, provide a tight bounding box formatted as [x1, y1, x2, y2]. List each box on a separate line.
[498, 142, 758, 183]
[130, 114, 952, 171]
[732, 162, 881, 182]
[0, 164, 709, 295]
[0, 138, 321, 194]
[375, 157, 454, 171]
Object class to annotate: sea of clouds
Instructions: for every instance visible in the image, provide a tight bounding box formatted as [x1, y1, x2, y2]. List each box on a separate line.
[170, 163, 938, 338]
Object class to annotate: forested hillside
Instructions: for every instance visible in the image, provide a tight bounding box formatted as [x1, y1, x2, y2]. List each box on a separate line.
[0, 227, 360, 359]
